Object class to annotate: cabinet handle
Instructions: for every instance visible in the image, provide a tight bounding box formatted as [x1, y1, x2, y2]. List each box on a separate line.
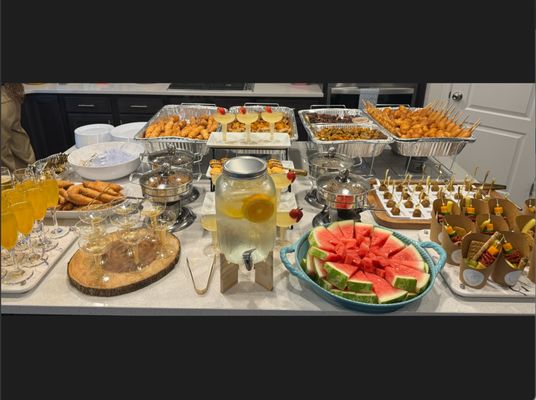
[129, 104, 148, 109]
[77, 104, 95, 108]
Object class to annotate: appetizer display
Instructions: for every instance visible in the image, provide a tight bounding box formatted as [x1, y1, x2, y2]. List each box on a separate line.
[501, 241, 527, 270]
[55, 180, 124, 211]
[306, 113, 369, 124]
[465, 232, 503, 270]
[228, 108, 292, 135]
[314, 126, 385, 141]
[143, 114, 218, 140]
[365, 102, 480, 139]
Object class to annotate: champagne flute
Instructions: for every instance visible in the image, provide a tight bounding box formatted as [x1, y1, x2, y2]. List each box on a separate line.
[10, 197, 45, 268]
[42, 169, 68, 239]
[27, 180, 58, 252]
[1, 208, 34, 285]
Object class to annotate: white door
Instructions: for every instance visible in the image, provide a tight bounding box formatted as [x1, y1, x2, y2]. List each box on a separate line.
[425, 83, 535, 205]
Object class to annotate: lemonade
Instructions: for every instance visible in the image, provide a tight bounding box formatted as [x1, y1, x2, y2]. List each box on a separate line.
[276, 211, 295, 228]
[200, 215, 217, 232]
[236, 110, 258, 143]
[213, 109, 236, 143]
[261, 110, 283, 141]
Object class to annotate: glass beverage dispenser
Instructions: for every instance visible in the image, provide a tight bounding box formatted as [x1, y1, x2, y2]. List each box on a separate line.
[215, 156, 276, 292]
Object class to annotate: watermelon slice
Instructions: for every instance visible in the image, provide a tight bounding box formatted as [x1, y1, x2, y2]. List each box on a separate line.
[342, 238, 358, 249]
[347, 270, 373, 293]
[375, 269, 386, 279]
[305, 248, 316, 277]
[309, 246, 341, 262]
[344, 250, 362, 267]
[385, 265, 430, 293]
[335, 220, 355, 239]
[354, 222, 373, 239]
[323, 262, 357, 290]
[365, 272, 408, 304]
[378, 235, 405, 257]
[313, 257, 327, 279]
[371, 227, 392, 247]
[331, 289, 378, 304]
[316, 277, 334, 291]
[334, 243, 347, 259]
[362, 257, 376, 273]
[308, 226, 340, 252]
[327, 222, 345, 239]
[389, 244, 427, 272]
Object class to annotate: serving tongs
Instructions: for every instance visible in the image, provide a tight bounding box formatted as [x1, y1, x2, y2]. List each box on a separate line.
[186, 255, 216, 295]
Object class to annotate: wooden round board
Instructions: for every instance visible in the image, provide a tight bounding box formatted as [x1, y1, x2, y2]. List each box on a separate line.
[68, 231, 180, 297]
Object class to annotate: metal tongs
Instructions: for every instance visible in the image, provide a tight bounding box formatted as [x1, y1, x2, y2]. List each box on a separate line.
[186, 255, 216, 295]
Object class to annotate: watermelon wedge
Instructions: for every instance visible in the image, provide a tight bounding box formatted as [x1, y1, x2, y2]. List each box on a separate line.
[344, 250, 362, 268]
[335, 220, 355, 239]
[334, 243, 347, 259]
[371, 227, 392, 247]
[316, 277, 334, 291]
[331, 289, 378, 304]
[327, 223, 345, 239]
[365, 272, 408, 304]
[389, 245, 427, 272]
[354, 222, 373, 239]
[362, 257, 376, 273]
[347, 270, 373, 293]
[308, 226, 340, 252]
[385, 265, 430, 293]
[313, 257, 327, 279]
[342, 238, 358, 249]
[305, 248, 316, 277]
[309, 246, 341, 262]
[324, 262, 357, 290]
[377, 235, 405, 257]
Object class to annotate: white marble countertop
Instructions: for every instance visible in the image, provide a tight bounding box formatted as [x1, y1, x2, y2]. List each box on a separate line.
[22, 83, 324, 98]
[1, 144, 534, 316]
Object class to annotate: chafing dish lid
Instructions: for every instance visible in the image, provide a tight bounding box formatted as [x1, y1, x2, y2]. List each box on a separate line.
[139, 163, 192, 189]
[317, 169, 370, 195]
[309, 147, 353, 169]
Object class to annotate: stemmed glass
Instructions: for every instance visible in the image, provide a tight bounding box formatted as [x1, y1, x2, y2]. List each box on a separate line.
[140, 198, 166, 231]
[200, 214, 219, 257]
[261, 107, 283, 141]
[27, 177, 57, 252]
[78, 233, 112, 283]
[1, 207, 34, 285]
[154, 209, 177, 259]
[119, 216, 146, 269]
[42, 169, 68, 239]
[1, 166, 14, 191]
[212, 108, 235, 143]
[236, 107, 258, 144]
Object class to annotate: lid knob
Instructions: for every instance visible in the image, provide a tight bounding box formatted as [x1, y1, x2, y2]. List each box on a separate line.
[336, 169, 350, 183]
[327, 147, 336, 158]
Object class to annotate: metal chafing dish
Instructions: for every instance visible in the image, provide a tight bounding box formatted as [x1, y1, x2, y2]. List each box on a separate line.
[313, 169, 372, 226]
[141, 145, 200, 171]
[362, 106, 477, 157]
[299, 107, 393, 158]
[133, 103, 223, 156]
[129, 163, 193, 204]
[307, 146, 354, 179]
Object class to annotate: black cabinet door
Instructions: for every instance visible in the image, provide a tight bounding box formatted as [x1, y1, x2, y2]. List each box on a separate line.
[64, 96, 113, 113]
[118, 114, 153, 124]
[117, 96, 163, 114]
[21, 95, 71, 159]
[67, 113, 114, 134]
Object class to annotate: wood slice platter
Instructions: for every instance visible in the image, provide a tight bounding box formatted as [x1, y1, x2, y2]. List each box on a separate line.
[68, 231, 180, 297]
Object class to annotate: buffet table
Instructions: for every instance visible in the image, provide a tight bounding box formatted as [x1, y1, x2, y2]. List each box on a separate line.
[1, 144, 534, 316]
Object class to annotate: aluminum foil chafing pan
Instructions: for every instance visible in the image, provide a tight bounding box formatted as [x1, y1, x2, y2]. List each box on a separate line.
[306, 122, 394, 158]
[133, 103, 223, 156]
[298, 107, 371, 126]
[228, 103, 298, 141]
[363, 106, 477, 157]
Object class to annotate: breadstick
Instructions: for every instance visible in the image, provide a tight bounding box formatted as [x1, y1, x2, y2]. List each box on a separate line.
[59, 188, 68, 199]
[57, 180, 74, 189]
[82, 181, 122, 195]
[67, 185, 102, 206]
[79, 186, 123, 203]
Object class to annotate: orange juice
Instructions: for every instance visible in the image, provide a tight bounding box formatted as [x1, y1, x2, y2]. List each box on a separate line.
[26, 187, 47, 221]
[43, 179, 59, 208]
[2, 188, 25, 207]
[1, 210, 18, 249]
[10, 201, 35, 235]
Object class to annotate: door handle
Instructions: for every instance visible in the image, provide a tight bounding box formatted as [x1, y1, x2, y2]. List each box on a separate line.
[451, 92, 463, 101]
[129, 104, 148, 109]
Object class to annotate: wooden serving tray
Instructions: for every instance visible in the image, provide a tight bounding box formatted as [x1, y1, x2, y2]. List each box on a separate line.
[68, 231, 180, 297]
[368, 181, 505, 230]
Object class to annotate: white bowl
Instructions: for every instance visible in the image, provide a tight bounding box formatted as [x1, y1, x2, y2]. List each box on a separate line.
[110, 122, 146, 142]
[74, 124, 114, 148]
[68, 141, 144, 181]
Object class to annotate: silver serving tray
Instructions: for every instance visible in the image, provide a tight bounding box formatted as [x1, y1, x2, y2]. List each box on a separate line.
[133, 104, 223, 156]
[363, 106, 477, 157]
[228, 104, 298, 141]
[299, 107, 370, 126]
[303, 119, 394, 158]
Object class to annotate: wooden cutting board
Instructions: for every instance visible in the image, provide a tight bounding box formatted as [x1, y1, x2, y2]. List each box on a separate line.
[68, 231, 180, 297]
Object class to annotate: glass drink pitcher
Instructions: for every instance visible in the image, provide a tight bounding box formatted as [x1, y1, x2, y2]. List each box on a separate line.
[215, 157, 276, 267]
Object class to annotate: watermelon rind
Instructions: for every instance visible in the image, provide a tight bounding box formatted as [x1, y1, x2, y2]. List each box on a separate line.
[386, 274, 417, 292]
[327, 223, 344, 238]
[365, 272, 408, 304]
[309, 246, 339, 261]
[308, 226, 338, 251]
[313, 257, 327, 279]
[316, 277, 334, 291]
[331, 289, 379, 304]
[405, 292, 417, 300]
[336, 220, 355, 239]
[354, 222, 374, 238]
[324, 262, 355, 290]
[305, 248, 317, 277]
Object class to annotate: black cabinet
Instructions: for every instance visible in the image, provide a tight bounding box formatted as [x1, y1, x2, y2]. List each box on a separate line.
[21, 95, 72, 159]
[64, 96, 112, 113]
[117, 96, 163, 114]
[118, 114, 153, 124]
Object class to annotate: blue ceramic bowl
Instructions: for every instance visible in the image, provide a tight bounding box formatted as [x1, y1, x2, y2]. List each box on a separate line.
[280, 226, 446, 313]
